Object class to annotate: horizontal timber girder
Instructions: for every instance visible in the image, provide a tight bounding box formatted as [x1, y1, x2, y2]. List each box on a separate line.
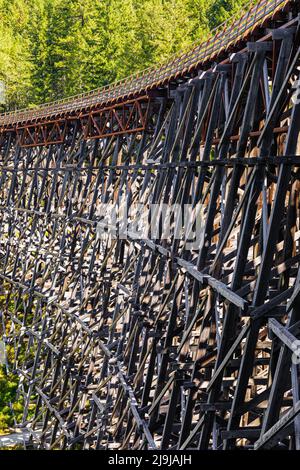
[16, 119, 68, 148]
[80, 97, 151, 140]
[1, 97, 153, 148]
[1, 0, 300, 453]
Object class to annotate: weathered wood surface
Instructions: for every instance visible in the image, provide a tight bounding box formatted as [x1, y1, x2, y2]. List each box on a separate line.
[1, 4, 300, 450]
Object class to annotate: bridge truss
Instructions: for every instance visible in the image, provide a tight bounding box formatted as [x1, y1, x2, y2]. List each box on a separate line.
[0, 0, 300, 451]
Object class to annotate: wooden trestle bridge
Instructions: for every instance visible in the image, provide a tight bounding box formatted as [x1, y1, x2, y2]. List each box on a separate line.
[1, 0, 300, 450]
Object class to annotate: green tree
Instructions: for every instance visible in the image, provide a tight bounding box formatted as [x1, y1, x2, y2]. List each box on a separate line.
[0, 0, 257, 109]
[0, 0, 32, 109]
[135, 0, 211, 67]
[208, 0, 248, 29]
[105, 0, 144, 82]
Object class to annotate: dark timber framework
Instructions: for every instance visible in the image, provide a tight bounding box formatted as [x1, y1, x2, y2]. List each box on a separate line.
[1, 0, 300, 451]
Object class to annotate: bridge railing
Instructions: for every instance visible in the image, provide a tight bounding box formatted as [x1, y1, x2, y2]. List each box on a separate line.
[0, 0, 290, 126]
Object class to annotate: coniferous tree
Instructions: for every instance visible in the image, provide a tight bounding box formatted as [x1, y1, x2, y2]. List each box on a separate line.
[0, 0, 32, 109]
[0, 0, 257, 109]
[208, 0, 247, 29]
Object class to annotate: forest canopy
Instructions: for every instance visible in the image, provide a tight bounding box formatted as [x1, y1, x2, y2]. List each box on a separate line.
[0, 0, 250, 110]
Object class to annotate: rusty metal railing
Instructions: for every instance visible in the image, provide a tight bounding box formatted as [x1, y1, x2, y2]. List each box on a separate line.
[0, 0, 291, 126]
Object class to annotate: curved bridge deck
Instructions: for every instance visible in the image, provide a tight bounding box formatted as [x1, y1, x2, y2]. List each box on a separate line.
[0, 0, 300, 451]
[0, 0, 292, 127]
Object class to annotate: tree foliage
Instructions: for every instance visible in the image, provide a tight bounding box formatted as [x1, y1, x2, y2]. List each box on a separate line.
[0, 366, 22, 433]
[0, 0, 254, 110]
[0, 295, 35, 434]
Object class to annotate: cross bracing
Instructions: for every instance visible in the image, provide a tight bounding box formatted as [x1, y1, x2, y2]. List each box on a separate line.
[0, 0, 300, 451]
